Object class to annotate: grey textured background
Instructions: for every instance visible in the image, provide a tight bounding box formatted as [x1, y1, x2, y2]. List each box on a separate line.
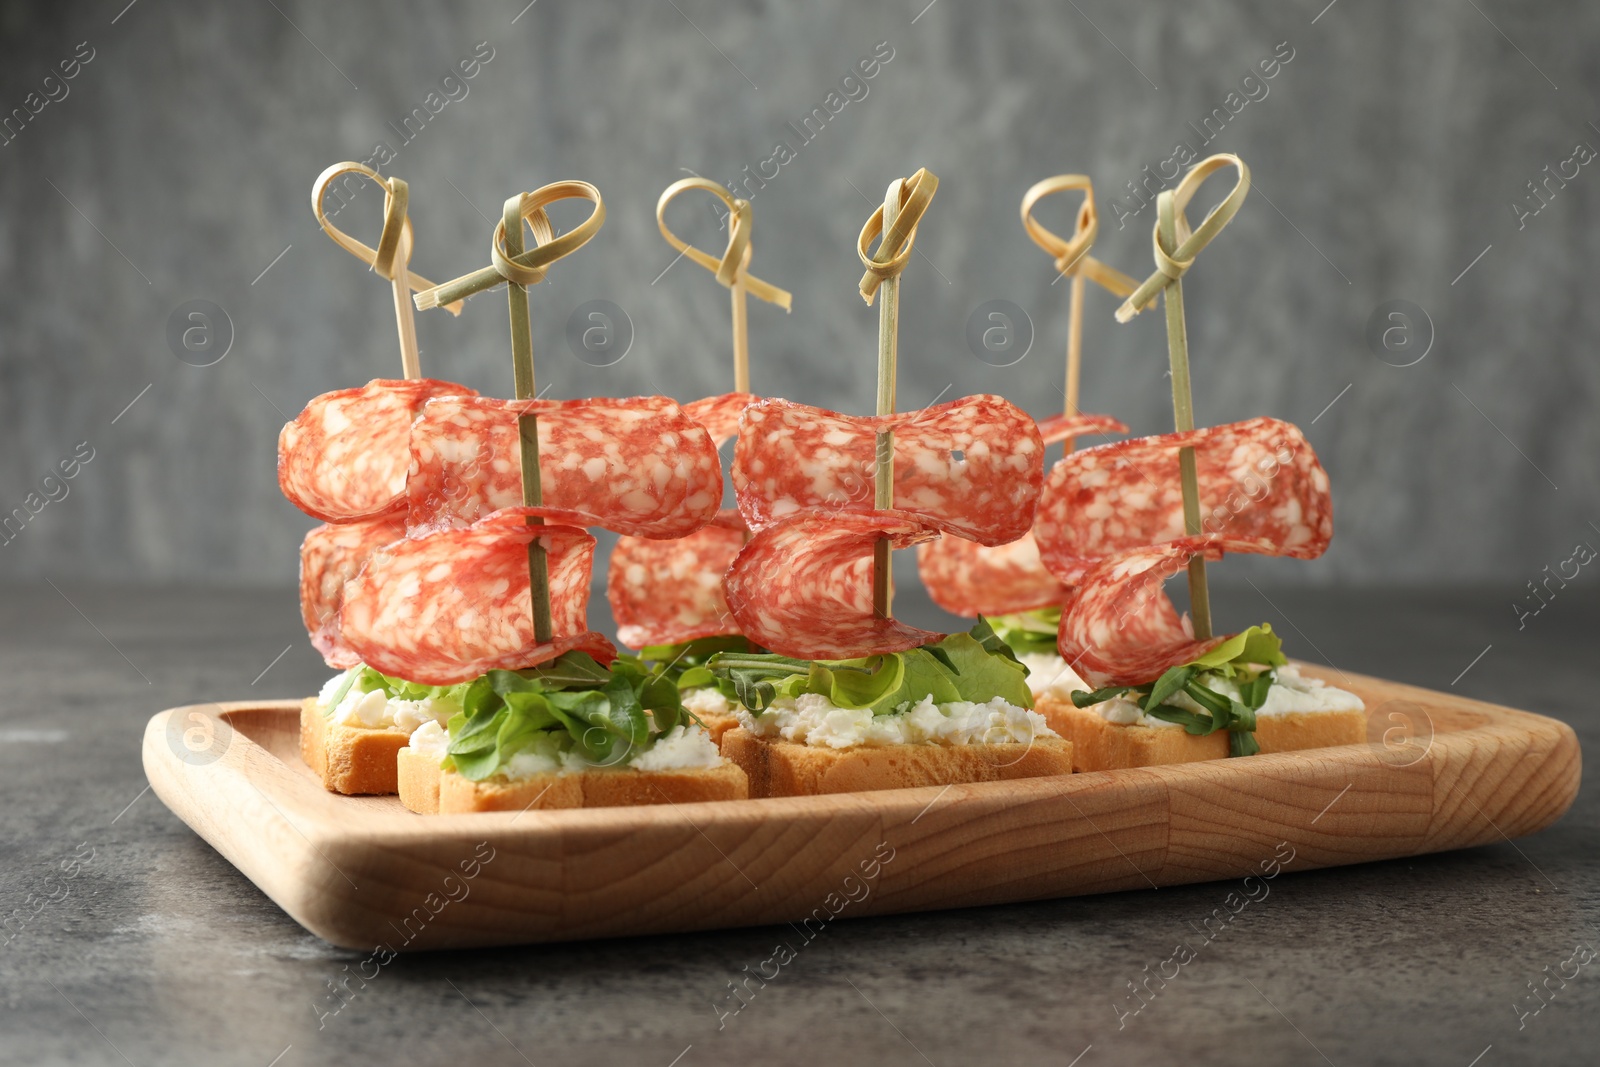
[0, 0, 1594, 588]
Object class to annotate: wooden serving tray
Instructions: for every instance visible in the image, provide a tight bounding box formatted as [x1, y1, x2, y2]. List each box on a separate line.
[141, 666, 1580, 951]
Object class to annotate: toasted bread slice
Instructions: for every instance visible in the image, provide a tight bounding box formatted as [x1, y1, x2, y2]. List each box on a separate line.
[299, 698, 409, 795]
[396, 746, 444, 814]
[720, 727, 1075, 798]
[396, 747, 749, 814]
[1035, 694, 1368, 772]
[695, 711, 741, 747]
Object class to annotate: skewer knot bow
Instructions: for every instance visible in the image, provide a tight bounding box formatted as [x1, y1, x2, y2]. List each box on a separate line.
[1115, 154, 1251, 323]
[656, 178, 792, 311]
[857, 167, 939, 305]
[1020, 174, 1139, 298]
[310, 161, 463, 315]
[414, 181, 606, 310]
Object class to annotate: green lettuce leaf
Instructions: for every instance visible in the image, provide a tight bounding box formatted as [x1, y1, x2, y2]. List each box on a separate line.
[706, 620, 1035, 716]
[989, 607, 1062, 657]
[1189, 624, 1286, 674]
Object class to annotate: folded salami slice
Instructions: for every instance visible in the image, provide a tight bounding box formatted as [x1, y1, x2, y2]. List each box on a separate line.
[406, 395, 722, 539]
[1057, 537, 1278, 688]
[683, 391, 757, 447]
[298, 516, 409, 669]
[607, 510, 746, 649]
[915, 411, 1129, 617]
[1035, 416, 1332, 583]
[1036, 411, 1129, 447]
[279, 378, 476, 524]
[733, 395, 1043, 546]
[724, 509, 942, 660]
[915, 531, 1067, 618]
[339, 509, 615, 685]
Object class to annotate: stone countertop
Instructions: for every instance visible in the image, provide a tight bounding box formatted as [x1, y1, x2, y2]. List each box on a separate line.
[0, 583, 1593, 1067]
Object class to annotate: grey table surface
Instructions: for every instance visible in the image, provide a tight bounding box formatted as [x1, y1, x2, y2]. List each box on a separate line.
[0, 582, 1595, 1067]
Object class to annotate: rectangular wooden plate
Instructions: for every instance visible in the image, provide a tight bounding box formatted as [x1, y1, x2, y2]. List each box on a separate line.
[141, 666, 1581, 951]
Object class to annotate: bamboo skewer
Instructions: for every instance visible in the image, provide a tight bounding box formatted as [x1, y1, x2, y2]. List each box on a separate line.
[856, 168, 939, 621]
[1113, 154, 1251, 641]
[1019, 176, 1140, 451]
[656, 178, 792, 396]
[310, 162, 466, 378]
[872, 184, 901, 619]
[414, 183, 606, 643]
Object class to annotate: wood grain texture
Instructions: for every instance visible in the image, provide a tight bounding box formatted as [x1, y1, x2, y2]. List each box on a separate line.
[141, 666, 1581, 950]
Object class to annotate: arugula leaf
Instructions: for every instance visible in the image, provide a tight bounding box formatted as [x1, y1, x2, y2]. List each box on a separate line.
[1145, 704, 1220, 735]
[1071, 685, 1133, 708]
[1077, 625, 1286, 757]
[968, 616, 1023, 665]
[707, 620, 1034, 716]
[430, 648, 702, 780]
[1230, 731, 1262, 757]
[1143, 664, 1197, 712]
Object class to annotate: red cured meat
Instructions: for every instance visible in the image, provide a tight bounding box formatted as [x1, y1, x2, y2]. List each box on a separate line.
[724, 509, 942, 660]
[1035, 417, 1332, 583]
[915, 530, 1067, 618]
[1036, 411, 1129, 447]
[278, 378, 476, 523]
[916, 411, 1128, 617]
[339, 508, 615, 685]
[406, 395, 722, 539]
[1057, 537, 1280, 688]
[607, 510, 746, 649]
[298, 516, 408, 669]
[733, 395, 1043, 547]
[683, 391, 756, 447]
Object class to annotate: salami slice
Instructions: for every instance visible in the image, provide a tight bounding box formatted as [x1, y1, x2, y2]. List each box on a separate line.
[406, 395, 722, 539]
[683, 391, 756, 447]
[1058, 536, 1271, 688]
[279, 378, 476, 524]
[915, 531, 1067, 618]
[607, 510, 746, 649]
[298, 516, 409, 669]
[1035, 416, 1332, 583]
[339, 509, 615, 685]
[916, 412, 1129, 617]
[733, 395, 1043, 546]
[1036, 412, 1129, 447]
[724, 509, 942, 660]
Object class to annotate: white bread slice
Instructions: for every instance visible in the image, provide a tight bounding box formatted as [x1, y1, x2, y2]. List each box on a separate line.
[694, 710, 741, 746]
[1035, 694, 1368, 772]
[396, 746, 749, 814]
[299, 697, 408, 795]
[720, 727, 1075, 798]
[396, 745, 445, 814]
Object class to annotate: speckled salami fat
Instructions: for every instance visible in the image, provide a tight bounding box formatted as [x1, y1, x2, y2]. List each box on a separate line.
[733, 396, 1044, 547]
[1036, 412, 1129, 447]
[1034, 417, 1332, 583]
[724, 509, 942, 660]
[1056, 537, 1285, 687]
[683, 391, 757, 447]
[406, 395, 722, 540]
[298, 516, 408, 669]
[339, 509, 615, 685]
[278, 378, 476, 523]
[915, 531, 1067, 617]
[607, 511, 746, 649]
[915, 411, 1129, 617]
